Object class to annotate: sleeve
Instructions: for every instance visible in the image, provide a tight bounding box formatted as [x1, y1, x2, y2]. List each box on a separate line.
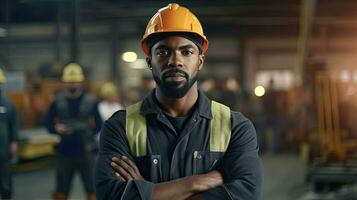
[95, 111, 154, 200]
[45, 101, 58, 134]
[201, 112, 262, 200]
[8, 102, 19, 142]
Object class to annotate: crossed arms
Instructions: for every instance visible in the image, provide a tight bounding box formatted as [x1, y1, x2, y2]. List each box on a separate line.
[110, 156, 223, 200]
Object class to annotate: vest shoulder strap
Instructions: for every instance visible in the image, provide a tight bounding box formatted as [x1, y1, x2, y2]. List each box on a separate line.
[125, 101, 147, 157]
[210, 100, 231, 152]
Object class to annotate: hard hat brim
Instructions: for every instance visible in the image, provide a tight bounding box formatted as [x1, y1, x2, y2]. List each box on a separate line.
[141, 31, 208, 55]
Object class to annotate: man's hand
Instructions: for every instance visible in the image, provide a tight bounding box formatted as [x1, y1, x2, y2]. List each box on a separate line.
[55, 123, 68, 134]
[111, 156, 144, 181]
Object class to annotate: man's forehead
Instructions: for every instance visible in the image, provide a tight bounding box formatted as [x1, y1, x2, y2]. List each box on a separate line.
[153, 36, 197, 49]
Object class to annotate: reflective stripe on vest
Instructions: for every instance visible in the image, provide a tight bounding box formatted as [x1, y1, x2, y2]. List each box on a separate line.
[125, 100, 231, 157]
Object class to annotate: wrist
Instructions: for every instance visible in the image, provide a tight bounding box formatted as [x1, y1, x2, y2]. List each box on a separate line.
[190, 175, 203, 192]
[191, 171, 224, 192]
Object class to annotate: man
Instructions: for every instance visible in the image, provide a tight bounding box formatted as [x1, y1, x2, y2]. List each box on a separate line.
[261, 79, 282, 154]
[95, 3, 262, 200]
[0, 68, 18, 200]
[46, 63, 102, 200]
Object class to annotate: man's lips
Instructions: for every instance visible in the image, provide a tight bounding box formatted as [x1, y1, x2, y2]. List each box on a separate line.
[164, 72, 187, 82]
[165, 75, 186, 82]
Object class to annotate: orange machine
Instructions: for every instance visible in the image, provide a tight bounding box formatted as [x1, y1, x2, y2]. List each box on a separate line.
[315, 72, 357, 162]
[307, 72, 357, 192]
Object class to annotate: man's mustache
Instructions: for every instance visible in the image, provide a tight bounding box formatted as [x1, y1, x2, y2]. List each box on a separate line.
[162, 68, 188, 79]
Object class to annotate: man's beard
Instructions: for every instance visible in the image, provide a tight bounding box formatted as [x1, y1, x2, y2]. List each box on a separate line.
[153, 68, 198, 99]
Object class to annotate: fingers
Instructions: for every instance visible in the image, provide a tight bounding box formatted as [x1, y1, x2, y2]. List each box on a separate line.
[111, 156, 143, 181]
[113, 156, 136, 175]
[111, 160, 133, 181]
[121, 156, 141, 175]
[115, 172, 125, 181]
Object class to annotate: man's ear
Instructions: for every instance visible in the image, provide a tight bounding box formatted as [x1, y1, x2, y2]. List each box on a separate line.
[198, 54, 205, 71]
[146, 56, 152, 70]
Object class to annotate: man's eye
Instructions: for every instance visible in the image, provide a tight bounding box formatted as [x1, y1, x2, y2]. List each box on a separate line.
[156, 49, 168, 56]
[182, 50, 194, 56]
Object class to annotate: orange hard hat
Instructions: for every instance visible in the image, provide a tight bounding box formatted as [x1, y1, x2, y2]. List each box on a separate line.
[141, 3, 208, 55]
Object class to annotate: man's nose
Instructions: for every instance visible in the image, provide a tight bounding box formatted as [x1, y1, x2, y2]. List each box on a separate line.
[168, 51, 183, 68]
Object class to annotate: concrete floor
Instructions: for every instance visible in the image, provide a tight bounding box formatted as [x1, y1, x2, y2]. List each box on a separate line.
[262, 154, 310, 200]
[12, 154, 314, 200]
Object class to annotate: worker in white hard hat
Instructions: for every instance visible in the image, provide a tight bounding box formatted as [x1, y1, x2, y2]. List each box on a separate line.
[95, 3, 262, 200]
[45, 63, 102, 200]
[0, 68, 19, 200]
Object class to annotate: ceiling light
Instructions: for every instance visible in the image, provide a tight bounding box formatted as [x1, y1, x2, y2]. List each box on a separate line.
[122, 52, 137, 62]
[254, 86, 265, 97]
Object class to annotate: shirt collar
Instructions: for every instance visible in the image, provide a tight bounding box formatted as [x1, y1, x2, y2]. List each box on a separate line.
[140, 89, 212, 119]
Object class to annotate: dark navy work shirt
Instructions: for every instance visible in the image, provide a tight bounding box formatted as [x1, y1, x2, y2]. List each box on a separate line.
[95, 90, 262, 200]
[45, 91, 102, 156]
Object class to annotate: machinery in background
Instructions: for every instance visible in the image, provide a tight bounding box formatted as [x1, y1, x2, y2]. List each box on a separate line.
[306, 71, 357, 192]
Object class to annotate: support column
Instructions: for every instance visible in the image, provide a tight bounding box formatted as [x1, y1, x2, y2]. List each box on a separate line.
[70, 0, 80, 62]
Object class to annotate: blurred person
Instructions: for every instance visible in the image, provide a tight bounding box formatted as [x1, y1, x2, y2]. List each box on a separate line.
[0, 68, 19, 200]
[30, 81, 53, 126]
[285, 86, 314, 151]
[45, 63, 102, 200]
[218, 78, 240, 110]
[95, 3, 262, 200]
[261, 78, 282, 154]
[199, 77, 218, 100]
[138, 75, 156, 99]
[98, 82, 124, 121]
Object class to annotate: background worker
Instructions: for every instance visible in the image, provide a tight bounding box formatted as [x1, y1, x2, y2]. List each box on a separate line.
[45, 63, 102, 200]
[98, 82, 124, 121]
[95, 3, 262, 200]
[0, 68, 19, 200]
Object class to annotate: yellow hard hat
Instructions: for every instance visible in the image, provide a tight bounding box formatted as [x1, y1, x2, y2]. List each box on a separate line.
[141, 3, 208, 55]
[0, 68, 5, 84]
[62, 63, 85, 82]
[100, 82, 118, 99]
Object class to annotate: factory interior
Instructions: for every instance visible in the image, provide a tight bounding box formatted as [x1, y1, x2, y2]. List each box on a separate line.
[0, 0, 356, 199]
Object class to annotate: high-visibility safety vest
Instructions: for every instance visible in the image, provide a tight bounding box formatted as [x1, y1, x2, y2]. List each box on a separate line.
[126, 100, 231, 157]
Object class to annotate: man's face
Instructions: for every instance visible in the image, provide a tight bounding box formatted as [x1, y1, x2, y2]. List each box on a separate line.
[65, 82, 83, 95]
[147, 36, 204, 99]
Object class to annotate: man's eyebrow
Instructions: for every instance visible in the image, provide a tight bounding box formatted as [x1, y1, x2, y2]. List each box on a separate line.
[155, 44, 169, 50]
[154, 44, 196, 50]
[179, 44, 196, 50]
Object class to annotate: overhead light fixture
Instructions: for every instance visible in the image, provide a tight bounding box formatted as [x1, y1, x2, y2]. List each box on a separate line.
[254, 86, 265, 97]
[122, 52, 137, 62]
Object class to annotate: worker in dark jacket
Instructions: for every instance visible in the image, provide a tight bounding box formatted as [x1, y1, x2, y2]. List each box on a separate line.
[46, 63, 102, 200]
[95, 3, 262, 200]
[0, 68, 19, 200]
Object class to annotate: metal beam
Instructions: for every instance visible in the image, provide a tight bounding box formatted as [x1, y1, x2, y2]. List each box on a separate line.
[296, 0, 316, 85]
